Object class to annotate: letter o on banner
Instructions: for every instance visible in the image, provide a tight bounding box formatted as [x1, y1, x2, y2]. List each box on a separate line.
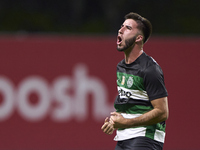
[17, 76, 50, 122]
[0, 77, 15, 121]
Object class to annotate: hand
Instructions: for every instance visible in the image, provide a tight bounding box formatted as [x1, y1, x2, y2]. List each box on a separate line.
[101, 117, 115, 135]
[110, 112, 128, 129]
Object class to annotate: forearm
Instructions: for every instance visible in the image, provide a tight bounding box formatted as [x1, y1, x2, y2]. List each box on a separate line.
[111, 97, 169, 129]
[125, 107, 168, 128]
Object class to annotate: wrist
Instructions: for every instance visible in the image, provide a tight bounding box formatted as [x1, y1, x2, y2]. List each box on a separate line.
[124, 118, 133, 128]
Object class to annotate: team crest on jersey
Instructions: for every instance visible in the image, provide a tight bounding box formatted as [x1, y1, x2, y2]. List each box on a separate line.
[121, 76, 125, 85]
[127, 76, 133, 88]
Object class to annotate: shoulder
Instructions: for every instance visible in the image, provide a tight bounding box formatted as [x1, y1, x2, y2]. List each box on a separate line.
[140, 53, 163, 75]
[137, 53, 164, 84]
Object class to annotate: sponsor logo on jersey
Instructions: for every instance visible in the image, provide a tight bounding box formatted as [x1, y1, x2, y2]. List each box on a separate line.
[118, 88, 132, 98]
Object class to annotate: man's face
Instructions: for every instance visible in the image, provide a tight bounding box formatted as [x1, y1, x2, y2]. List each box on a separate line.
[117, 19, 140, 52]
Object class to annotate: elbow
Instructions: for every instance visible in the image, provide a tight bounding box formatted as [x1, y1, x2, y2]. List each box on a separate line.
[163, 113, 168, 121]
[157, 107, 169, 122]
[162, 109, 169, 122]
[160, 103, 169, 122]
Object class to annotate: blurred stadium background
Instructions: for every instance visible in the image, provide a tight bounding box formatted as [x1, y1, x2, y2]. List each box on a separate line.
[0, 0, 199, 150]
[1, 0, 200, 35]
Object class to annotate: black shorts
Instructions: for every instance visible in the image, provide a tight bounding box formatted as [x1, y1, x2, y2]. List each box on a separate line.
[115, 137, 163, 150]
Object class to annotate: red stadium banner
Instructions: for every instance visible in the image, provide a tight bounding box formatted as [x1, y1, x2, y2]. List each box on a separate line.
[0, 35, 199, 150]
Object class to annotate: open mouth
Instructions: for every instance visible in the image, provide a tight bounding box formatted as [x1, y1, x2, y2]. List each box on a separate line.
[117, 36, 122, 45]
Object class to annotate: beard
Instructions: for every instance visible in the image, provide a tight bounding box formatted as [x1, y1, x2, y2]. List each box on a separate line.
[117, 36, 137, 52]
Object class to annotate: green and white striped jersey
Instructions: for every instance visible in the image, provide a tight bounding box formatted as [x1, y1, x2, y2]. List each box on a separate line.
[114, 52, 168, 143]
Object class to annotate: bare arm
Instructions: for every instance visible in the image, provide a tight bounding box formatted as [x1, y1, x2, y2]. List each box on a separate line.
[110, 97, 169, 129]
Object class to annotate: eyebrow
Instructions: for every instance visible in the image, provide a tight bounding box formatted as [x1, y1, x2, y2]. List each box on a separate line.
[121, 24, 132, 30]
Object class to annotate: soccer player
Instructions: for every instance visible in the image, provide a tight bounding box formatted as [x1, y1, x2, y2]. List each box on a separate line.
[101, 12, 169, 150]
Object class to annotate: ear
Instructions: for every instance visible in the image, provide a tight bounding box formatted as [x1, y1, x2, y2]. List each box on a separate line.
[135, 35, 143, 43]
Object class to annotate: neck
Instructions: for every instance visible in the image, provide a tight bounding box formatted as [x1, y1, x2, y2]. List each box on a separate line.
[124, 45, 143, 64]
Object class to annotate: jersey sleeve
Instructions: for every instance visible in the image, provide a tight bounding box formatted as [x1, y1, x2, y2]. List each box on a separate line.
[143, 65, 168, 101]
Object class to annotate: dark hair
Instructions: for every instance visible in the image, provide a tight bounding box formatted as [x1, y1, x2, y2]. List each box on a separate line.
[125, 12, 152, 43]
